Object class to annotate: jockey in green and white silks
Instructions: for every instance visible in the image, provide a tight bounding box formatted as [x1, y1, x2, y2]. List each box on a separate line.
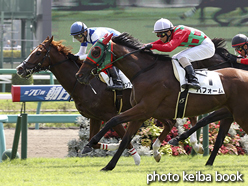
[69, 21, 123, 90]
[145, 18, 215, 90]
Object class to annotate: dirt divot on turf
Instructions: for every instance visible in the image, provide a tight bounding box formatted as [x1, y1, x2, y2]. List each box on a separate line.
[4, 128, 79, 158]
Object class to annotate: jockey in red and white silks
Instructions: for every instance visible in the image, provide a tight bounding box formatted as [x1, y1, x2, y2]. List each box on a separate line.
[145, 18, 215, 90]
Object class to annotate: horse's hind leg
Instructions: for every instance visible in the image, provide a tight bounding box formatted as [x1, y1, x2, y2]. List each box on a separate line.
[205, 117, 233, 166]
[152, 119, 175, 162]
[168, 108, 232, 146]
[101, 120, 144, 171]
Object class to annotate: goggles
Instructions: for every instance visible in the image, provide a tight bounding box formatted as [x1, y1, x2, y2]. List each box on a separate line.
[73, 34, 84, 40]
[156, 32, 167, 38]
[234, 45, 245, 55]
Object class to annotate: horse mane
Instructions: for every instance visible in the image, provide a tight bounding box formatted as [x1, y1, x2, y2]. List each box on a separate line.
[211, 38, 230, 60]
[44, 39, 72, 55]
[43, 38, 82, 66]
[112, 32, 143, 49]
[112, 32, 171, 61]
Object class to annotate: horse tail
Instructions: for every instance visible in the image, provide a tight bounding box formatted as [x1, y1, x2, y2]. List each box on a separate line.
[212, 38, 226, 49]
[212, 38, 230, 61]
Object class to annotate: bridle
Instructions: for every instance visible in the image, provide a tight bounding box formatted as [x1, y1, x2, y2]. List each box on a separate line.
[21, 43, 75, 75]
[20, 42, 80, 100]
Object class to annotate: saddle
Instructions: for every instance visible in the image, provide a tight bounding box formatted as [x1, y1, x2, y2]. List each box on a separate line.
[172, 60, 225, 95]
[172, 59, 225, 119]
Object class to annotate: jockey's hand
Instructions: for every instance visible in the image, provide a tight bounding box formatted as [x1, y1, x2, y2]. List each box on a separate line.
[227, 54, 237, 63]
[141, 44, 153, 50]
[67, 53, 79, 61]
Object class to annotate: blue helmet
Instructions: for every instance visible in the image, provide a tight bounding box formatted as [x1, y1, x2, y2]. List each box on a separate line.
[70, 22, 87, 36]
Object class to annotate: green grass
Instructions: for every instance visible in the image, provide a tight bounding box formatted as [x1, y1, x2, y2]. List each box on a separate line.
[0, 155, 247, 185]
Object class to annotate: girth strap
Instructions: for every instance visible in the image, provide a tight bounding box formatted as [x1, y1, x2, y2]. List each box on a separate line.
[174, 88, 189, 119]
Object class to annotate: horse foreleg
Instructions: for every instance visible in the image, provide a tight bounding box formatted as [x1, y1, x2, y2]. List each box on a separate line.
[112, 123, 140, 165]
[101, 121, 144, 171]
[189, 116, 203, 154]
[82, 105, 148, 155]
[153, 119, 175, 162]
[205, 117, 233, 166]
[89, 119, 102, 149]
[89, 119, 125, 152]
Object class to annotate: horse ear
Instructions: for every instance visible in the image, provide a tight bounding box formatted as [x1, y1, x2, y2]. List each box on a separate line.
[103, 33, 108, 38]
[102, 33, 113, 45]
[46, 36, 49, 40]
[48, 36, 53, 44]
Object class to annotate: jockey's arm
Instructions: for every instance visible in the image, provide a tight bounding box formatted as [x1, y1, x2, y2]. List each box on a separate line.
[75, 45, 88, 60]
[151, 29, 190, 52]
[237, 57, 248, 65]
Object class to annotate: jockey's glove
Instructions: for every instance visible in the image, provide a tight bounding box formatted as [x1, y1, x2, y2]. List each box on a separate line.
[67, 53, 79, 61]
[227, 54, 237, 63]
[141, 44, 153, 50]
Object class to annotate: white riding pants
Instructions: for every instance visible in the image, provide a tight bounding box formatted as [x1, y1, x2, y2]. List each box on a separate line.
[172, 37, 215, 68]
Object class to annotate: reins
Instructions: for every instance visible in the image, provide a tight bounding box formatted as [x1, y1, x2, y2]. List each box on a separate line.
[110, 48, 157, 82]
[23, 42, 80, 101]
[110, 48, 144, 65]
[88, 44, 156, 81]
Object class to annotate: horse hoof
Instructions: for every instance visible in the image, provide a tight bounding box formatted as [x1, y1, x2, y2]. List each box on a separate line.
[100, 167, 110, 171]
[81, 145, 92, 154]
[168, 138, 179, 146]
[205, 162, 213, 166]
[198, 146, 204, 154]
[154, 153, 161, 162]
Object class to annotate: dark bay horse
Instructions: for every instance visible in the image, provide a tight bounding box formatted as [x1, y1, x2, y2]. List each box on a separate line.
[180, 0, 248, 26]
[77, 33, 248, 171]
[15, 36, 140, 164]
[77, 34, 247, 166]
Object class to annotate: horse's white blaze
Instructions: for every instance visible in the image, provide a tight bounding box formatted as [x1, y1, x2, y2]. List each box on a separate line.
[24, 47, 39, 62]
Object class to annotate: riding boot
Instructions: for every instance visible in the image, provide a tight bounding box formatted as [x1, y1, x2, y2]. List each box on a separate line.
[182, 65, 200, 90]
[107, 66, 124, 91]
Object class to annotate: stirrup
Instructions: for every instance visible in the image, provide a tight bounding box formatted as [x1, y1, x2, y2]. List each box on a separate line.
[107, 84, 124, 91]
[182, 82, 200, 90]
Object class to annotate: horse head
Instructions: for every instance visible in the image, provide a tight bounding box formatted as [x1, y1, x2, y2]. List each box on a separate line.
[16, 36, 54, 78]
[76, 33, 113, 84]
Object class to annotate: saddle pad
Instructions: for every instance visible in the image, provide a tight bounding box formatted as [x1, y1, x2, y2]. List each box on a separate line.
[99, 70, 132, 89]
[172, 60, 225, 95]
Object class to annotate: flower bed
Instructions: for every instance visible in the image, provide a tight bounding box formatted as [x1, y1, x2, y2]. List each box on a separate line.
[67, 116, 247, 157]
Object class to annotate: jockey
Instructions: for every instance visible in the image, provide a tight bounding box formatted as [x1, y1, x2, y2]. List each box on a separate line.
[228, 34, 248, 64]
[143, 18, 215, 90]
[69, 21, 124, 91]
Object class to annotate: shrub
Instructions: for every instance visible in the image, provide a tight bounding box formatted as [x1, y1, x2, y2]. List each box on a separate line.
[3, 50, 21, 58]
[12, 73, 33, 85]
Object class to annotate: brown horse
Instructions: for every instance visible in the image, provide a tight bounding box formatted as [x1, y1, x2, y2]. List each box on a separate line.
[76, 34, 245, 166]
[151, 38, 248, 162]
[77, 33, 248, 171]
[15, 36, 140, 164]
